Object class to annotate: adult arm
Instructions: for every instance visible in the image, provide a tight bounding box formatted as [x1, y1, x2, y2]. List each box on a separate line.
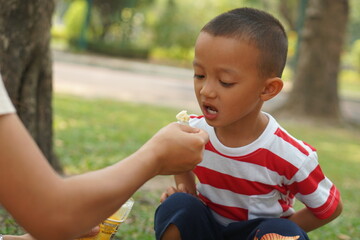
[0, 113, 208, 240]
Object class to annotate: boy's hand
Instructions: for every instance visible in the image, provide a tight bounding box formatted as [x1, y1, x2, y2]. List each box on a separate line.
[160, 183, 192, 202]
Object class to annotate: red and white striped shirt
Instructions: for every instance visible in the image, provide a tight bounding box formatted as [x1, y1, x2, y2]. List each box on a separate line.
[190, 113, 340, 226]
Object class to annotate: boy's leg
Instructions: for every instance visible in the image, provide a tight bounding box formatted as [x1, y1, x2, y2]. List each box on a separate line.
[154, 192, 223, 240]
[224, 218, 309, 240]
[160, 224, 181, 240]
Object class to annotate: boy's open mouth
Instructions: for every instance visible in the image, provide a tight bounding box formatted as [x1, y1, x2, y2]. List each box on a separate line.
[206, 105, 218, 114]
[203, 103, 218, 118]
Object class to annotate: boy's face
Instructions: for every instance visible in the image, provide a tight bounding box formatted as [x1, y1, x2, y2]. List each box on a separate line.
[193, 32, 267, 129]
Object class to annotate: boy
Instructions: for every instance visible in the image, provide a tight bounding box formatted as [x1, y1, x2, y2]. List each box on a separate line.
[154, 7, 342, 240]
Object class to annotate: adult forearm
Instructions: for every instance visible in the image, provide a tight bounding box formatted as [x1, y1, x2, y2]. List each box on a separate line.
[41, 149, 158, 239]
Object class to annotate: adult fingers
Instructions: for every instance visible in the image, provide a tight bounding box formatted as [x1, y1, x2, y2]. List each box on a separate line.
[196, 129, 209, 143]
[176, 122, 200, 134]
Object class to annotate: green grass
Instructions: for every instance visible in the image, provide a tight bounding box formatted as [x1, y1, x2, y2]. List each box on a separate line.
[54, 95, 177, 174]
[54, 95, 174, 239]
[1, 94, 360, 239]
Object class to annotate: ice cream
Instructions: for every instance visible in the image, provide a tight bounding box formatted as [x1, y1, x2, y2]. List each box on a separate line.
[176, 110, 190, 125]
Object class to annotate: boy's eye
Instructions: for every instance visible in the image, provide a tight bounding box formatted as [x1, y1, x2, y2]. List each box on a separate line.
[194, 74, 205, 79]
[219, 80, 234, 87]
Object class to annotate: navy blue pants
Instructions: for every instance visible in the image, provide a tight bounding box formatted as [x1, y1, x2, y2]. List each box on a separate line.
[154, 193, 309, 240]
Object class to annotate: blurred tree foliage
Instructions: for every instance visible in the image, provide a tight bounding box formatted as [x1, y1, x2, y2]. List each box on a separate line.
[57, 0, 154, 58]
[53, 0, 360, 71]
[92, 0, 154, 43]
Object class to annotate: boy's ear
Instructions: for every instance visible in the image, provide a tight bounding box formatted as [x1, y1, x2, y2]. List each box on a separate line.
[260, 77, 283, 101]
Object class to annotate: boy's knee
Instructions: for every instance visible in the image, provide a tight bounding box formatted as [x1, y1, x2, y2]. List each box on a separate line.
[158, 192, 202, 212]
[155, 193, 202, 225]
[155, 193, 204, 240]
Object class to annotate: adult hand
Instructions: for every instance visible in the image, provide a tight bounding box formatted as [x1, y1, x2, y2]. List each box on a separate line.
[75, 225, 100, 239]
[142, 122, 209, 175]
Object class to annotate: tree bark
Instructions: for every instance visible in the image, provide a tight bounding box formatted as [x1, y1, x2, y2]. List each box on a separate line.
[283, 0, 349, 121]
[0, 0, 62, 172]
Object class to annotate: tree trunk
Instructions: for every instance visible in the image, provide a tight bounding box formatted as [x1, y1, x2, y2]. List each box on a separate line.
[0, 0, 62, 172]
[283, 0, 349, 121]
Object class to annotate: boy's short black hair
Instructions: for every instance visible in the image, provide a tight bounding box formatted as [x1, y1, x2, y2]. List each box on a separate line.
[201, 7, 288, 78]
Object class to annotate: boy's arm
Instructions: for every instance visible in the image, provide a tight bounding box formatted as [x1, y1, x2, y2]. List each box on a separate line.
[175, 171, 197, 195]
[289, 198, 343, 232]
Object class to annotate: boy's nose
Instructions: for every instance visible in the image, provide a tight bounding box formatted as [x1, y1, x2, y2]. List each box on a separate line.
[199, 80, 217, 98]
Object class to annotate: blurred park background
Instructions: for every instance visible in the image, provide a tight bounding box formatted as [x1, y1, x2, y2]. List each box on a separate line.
[0, 0, 360, 239]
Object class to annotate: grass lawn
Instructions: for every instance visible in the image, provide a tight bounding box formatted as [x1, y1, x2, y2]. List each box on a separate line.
[1, 94, 359, 239]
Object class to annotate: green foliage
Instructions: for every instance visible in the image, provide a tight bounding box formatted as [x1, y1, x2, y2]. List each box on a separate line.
[148, 0, 271, 63]
[63, 0, 87, 44]
[87, 41, 149, 59]
[151, 0, 199, 49]
[54, 0, 282, 61]
[348, 0, 360, 44]
[351, 39, 360, 72]
[54, 0, 360, 69]
[151, 45, 193, 66]
[339, 69, 360, 99]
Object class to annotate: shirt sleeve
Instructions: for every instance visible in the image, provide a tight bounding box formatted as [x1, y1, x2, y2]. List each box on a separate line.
[288, 152, 341, 219]
[0, 74, 16, 115]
